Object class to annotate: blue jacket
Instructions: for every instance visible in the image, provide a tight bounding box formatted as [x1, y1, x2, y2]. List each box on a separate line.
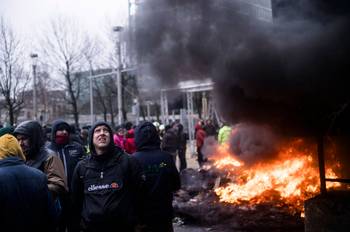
[0, 156, 56, 232]
[134, 121, 181, 222]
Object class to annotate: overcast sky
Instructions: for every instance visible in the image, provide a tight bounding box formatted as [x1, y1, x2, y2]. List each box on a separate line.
[0, 0, 129, 40]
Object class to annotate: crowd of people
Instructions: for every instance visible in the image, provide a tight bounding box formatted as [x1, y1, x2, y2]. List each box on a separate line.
[0, 118, 231, 232]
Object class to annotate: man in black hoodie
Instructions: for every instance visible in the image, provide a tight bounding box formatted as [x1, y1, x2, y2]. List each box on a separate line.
[47, 119, 86, 232]
[134, 121, 181, 232]
[71, 121, 144, 232]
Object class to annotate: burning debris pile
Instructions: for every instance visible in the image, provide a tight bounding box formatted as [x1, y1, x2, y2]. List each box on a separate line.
[174, 168, 305, 231]
[174, 125, 344, 231]
[213, 142, 340, 210]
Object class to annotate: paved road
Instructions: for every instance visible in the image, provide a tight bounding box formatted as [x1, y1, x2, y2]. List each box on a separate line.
[174, 224, 212, 232]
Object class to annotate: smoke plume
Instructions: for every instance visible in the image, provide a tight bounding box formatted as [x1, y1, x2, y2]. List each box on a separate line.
[229, 123, 279, 165]
[135, 0, 350, 135]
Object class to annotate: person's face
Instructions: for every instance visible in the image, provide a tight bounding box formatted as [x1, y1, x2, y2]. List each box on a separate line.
[16, 134, 31, 156]
[81, 130, 88, 139]
[117, 128, 125, 136]
[56, 128, 69, 137]
[93, 125, 111, 150]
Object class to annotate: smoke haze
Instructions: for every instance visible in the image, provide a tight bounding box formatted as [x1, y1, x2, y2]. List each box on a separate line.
[135, 0, 350, 135]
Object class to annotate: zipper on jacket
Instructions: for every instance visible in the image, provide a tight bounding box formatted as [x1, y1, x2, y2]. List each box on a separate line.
[100, 171, 104, 179]
[61, 148, 68, 178]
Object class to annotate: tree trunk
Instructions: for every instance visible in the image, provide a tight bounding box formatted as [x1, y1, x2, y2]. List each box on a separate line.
[65, 62, 79, 128]
[73, 101, 79, 129]
[9, 105, 15, 126]
[103, 110, 107, 122]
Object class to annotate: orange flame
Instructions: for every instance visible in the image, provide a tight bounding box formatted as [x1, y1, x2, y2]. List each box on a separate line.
[211, 139, 341, 213]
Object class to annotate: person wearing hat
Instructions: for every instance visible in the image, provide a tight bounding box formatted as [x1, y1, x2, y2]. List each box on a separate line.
[0, 125, 14, 137]
[46, 119, 86, 232]
[71, 121, 144, 232]
[0, 134, 57, 231]
[13, 120, 67, 202]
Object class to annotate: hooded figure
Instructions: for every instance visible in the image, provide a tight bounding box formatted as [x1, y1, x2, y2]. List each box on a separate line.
[71, 121, 144, 232]
[0, 133, 25, 160]
[113, 124, 126, 150]
[13, 120, 67, 198]
[47, 119, 85, 190]
[124, 128, 136, 154]
[134, 121, 181, 232]
[47, 119, 85, 232]
[175, 123, 187, 171]
[0, 134, 56, 232]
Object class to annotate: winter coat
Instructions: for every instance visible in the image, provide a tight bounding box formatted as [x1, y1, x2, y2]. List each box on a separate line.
[0, 134, 56, 232]
[195, 124, 206, 148]
[71, 121, 144, 232]
[218, 125, 232, 145]
[125, 129, 136, 154]
[176, 124, 187, 151]
[161, 127, 179, 153]
[134, 121, 181, 224]
[204, 123, 217, 137]
[113, 133, 126, 150]
[47, 120, 85, 191]
[14, 120, 67, 198]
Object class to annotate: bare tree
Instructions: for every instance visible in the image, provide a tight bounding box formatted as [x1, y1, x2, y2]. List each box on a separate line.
[0, 18, 29, 125]
[82, 37, 113, 124]
[41, 17, 92, 128]
[94, 76, 117, 125]
[94, 80, 109, 122]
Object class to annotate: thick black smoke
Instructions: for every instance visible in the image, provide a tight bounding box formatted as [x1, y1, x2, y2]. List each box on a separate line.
[135, 0, 350, 136]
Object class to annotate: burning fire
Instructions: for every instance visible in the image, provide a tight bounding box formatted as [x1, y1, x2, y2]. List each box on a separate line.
[211, 140, 341, 213]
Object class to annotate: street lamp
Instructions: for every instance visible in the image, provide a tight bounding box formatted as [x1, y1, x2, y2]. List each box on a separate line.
[30, 53, 38, 120]
[113, 26, 123, 125]
[89, 71, 94, 125]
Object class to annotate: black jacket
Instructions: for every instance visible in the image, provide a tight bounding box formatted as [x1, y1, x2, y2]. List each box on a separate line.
[71, 121, 144, 232]
[47, 120, 85, 190]
[161, 127, 179, 153]
[0, 157, 56, 232]
[134, 121, 181, 222]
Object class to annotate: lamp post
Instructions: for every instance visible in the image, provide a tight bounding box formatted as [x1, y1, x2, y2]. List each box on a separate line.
[113, 26, 123, 125]
[30, 53, 38, 120]
[89, 70, 94, 125]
